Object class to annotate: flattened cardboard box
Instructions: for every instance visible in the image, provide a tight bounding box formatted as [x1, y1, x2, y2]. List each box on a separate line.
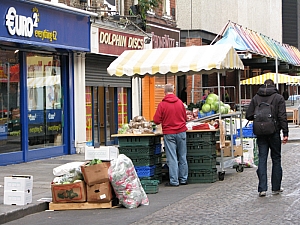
[86, 181, 113, 203]
[51, 181, 86, 203]
[81, 162, 110, 186]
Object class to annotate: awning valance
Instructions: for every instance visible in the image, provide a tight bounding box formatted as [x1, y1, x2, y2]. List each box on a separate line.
[240, 73, 300, 85]
[107, 44, 244, 77]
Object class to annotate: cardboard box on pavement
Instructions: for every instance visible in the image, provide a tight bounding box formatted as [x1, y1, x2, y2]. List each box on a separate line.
[4, 175, 33, 191]
[4, 190, 32, 205]
[81, 162, 110, 186]
[85, 146, 119, 161]
[86, 181, 113, 203]
[51, 181, 86, 203]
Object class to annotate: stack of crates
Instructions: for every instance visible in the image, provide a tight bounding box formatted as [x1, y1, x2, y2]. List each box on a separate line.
[186, 131, 217, 183]
[117, 135, 162, 193]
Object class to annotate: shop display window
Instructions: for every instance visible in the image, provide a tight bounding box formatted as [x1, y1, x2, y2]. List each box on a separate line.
[0, 49, 21, 153]
[26, 53, 63, 149]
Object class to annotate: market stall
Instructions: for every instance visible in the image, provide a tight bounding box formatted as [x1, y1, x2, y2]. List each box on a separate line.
[107, 44, 245, 180]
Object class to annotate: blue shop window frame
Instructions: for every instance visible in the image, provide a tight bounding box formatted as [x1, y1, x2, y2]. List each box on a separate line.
[0, 53, 73, 166]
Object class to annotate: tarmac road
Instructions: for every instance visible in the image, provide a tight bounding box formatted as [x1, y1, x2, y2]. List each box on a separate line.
[2, 141, 300, 225]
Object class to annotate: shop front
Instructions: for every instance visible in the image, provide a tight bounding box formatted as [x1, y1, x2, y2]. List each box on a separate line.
[0, 0, 93, 166]
[85, 25, 146, 146]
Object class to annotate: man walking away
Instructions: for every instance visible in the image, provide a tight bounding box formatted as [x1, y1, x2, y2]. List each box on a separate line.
[246, 79, 288, 197]
[153, 84, 188, 187]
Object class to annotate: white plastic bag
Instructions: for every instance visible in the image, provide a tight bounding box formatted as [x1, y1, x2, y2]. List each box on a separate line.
[108, 154, 149, 209]
[53, 162, 84, 176]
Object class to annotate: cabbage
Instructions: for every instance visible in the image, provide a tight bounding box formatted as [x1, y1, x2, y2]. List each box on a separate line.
[201, 103, 211, 113]
[211, 101, 220, 111]
[219, 106, 227, 114]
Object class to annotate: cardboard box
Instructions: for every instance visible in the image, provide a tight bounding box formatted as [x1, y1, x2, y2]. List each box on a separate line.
[4, 175, 33, 191]
[86, 181, 113, 203]
[85, 146, 119, 161]
[216, 140, 231, 150]
[51, 181, 87, 203]
[81, 162, 110, 186]
[4, 190, 32, 205]
[220, 146, 243, 157]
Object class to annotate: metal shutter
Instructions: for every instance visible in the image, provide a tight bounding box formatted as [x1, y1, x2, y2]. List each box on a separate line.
[85, 54, 131, 87]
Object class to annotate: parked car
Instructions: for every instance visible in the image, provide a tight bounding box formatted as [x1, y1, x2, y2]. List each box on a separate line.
[288, 95, 300, 101]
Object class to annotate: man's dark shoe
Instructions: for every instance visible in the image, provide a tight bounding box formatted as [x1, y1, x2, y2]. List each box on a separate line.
[180, 182, 188, 185]
[165, 182, 179, 187]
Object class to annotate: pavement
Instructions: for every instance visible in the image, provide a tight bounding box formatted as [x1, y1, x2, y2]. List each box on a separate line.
[0, 123, 300, 224]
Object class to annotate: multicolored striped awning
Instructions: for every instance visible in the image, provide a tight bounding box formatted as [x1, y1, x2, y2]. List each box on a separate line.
[107, 44, 244, 77]
[215, 21, 300, 66]
[240, 73, 300, 85]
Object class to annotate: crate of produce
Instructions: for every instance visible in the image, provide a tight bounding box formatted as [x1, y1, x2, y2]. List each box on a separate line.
[186, 131, 216, 143]
[186, 142, 216, 156]
[140, 180, 159, 194]
[118, 146, 155, 157]
[135, 165, 155, 178]
[129, 156, 156, 166]
[155, 144, 162, 154]
[118, 136, 156, 147]
[187, 155, 216, 170]
[188, 168, 217, 183]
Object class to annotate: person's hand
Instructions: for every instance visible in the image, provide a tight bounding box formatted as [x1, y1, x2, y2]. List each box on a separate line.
[282, 136, 288, 144]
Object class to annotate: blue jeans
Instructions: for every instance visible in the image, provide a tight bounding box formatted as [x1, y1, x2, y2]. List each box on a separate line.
[256, 132, 282, 192]
[164, 132, 188, 185]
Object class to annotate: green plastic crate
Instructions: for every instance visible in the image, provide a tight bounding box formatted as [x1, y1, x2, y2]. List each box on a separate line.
[118, 136, 156, 147]
[188, 168, 217, 183]
[118, 146, 155, 157]
[141, 180, 159, 194]
[187, 142, 216, 156]
[140, 174, 162, 183]
[187, 155, 217, 170]
[186, 131, 216, 143]
[129, 156, 156, 166]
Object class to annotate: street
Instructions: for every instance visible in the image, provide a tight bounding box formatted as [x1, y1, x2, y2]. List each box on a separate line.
[4, 142, 300, 225]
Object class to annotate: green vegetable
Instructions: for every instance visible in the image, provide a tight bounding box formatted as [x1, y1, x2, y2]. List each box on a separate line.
[87, 159, 102, 166]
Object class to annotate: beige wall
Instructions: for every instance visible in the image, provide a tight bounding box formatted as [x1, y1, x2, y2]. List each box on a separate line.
[176, 0, 282, 43]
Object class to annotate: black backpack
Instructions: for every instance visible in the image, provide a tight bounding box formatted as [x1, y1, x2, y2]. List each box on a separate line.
[253, 94, 277, 136]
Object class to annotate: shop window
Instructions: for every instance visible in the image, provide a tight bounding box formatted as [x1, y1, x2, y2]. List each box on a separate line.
[26, 53, 63, 149]
[0, 50, 21, 153]
[118, 87, 128, 128]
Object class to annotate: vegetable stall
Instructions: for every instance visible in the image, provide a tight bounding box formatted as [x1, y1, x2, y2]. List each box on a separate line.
[107, 44, 246, 180]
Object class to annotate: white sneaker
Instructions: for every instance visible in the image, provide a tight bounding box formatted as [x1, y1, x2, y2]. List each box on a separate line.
[272, 188, 284, 195]
[259, 191, 266, 197]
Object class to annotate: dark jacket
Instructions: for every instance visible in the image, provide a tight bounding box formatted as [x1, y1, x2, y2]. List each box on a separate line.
[153, 94, 187, 135]
[246, 84, 288, 137]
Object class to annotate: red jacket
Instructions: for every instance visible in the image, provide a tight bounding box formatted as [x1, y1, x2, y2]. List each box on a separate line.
[153, 94, 187, 134]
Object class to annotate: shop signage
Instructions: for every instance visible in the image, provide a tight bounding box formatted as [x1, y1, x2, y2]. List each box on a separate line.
[146, 23, 180, 49]
[46, 109, 61, 123]
[99, 28, 145, 55]
[0, 0, 90, 51]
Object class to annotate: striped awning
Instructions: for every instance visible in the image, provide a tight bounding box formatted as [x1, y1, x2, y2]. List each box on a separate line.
[215, 22, 300, 66]
[240, 73, 300, 85]
[107, 44, 244, 77]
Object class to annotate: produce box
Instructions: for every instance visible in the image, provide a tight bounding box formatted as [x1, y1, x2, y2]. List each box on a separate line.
[4, 175, 33, 191]
[4, 190, 32, 205]
[188, 168, 217, 183]
[219, 145, 243, 157]
[85, 146, 118, 161]
[51, 181, 86, 203]
[81, 161, 110, 186]
[86, 181, 113, 203]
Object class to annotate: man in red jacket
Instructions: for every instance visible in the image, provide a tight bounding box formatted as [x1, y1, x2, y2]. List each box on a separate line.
[153, 84, 188, 187]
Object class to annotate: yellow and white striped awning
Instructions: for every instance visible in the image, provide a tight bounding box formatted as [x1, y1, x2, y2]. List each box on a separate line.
[107, 44, 244, 77]
[240, 73, 300, 85]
